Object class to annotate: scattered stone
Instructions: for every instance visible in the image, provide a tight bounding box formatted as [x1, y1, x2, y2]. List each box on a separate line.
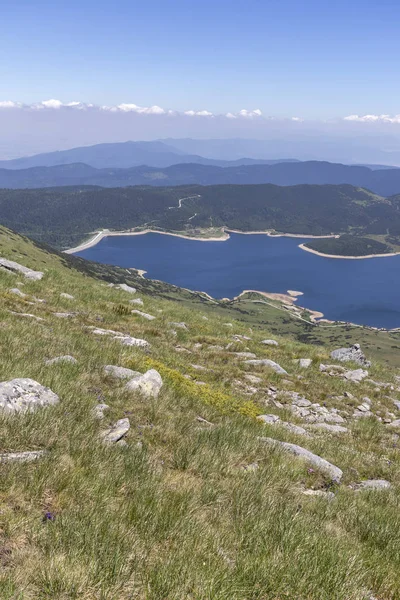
[224, 323, 233, 327]
[330, 343, 371, 367]
[297, 358, 312, 369]
[353, 409, 374, 419]
[234, 352, 257, 359]
[202, 316, 208, 320]
[0, 450, 46, 463]
[125, 369, 163, 398]
[191, 364, 207, 371]
[308, 423, 348, 434]
[93, 403, 109, 419]
[130, 298, 144, 306]
[196, 416, 214, 426]
[257, 414, 280, 424]
[60, 293, 75, 300]
[302, 489, 335, 500]
[242, 462, 259, 472]
[53, 312, 75, 318]
[261, 339, 279, 346]
[117, 284, 136, 294]
[259, 437, 343, 483]
[0, 257, 43, 280]
[319, 363, 346, 373]
[393, 401, 400, 411]
[344, 391, 355, 400]
[131, 310, 156, 321]
[45, 355, 77, 366]
[244, 374, 262, 384]
[195, 381, 206, 386]
[9, 287, 26, 297]
[102, 418, 130, 443]
[353, 479, 391, 491]
[9, 311, 44, 322]
[0, 379, 59, 413]
[387, 419, 400, 428]
[169, 321, 188, 330]
[174, 346, 192, 354]
[245, 359, 288, 375]
[344, 369, 369, 383]
[257, 414, 308, 435]
[90, 327, 150, 348]
[233, 334, 252, 341]
[104, 365, 140, 379]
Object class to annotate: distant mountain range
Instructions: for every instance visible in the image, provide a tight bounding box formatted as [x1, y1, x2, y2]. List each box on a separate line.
[2, 159, 400, 196]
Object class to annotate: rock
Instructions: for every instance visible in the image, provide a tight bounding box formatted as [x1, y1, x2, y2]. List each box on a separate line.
[202, 316, 208, 320]
[45, 355, 77, 366]
[234, 352, 257, 359]
[104, 365, 140, 379]
[393, 400, 400, 411]
[102, 418, 130, 443]
[297, 358, 312, 368]
[60, 293, 75, 300]
[353, 409, 373, 419]
[257, 414, 280, 424]
[0, 450, 46, 463]
[0, 257, 43, 280]
[344, 369, 369, 383]
[9, 311, 44, 322]
[259, 437, 343, 483]
[196, 416, 214, 426]
[53, 312, 75, 318]
[191, 364, 207, 371]
[292, 397, 312, 408]
[282, 423, 308, 435]
[0, 379, 59, 413]
[344, 391, 355, 400]
[330, 343, 371, 367]
[90, 328, 150, 348]
[387, 419, 400, 428]
[233, 334, 251, 341]
[242, 462, 259, 472]
[354, 479, 391, 491]
[308, 423, 348, 433]
[302, 489, 335, 500]
[174, 346, 192, 354]
[130, 298, 144, 306]
[93, 403, 110, 419]
[131, 310, 156, 321]
[245, 359, 288, 375]
[319, 363, 346, 373]
[9, 287, 26, 297]
[244, 374, 262, 384]
[125, 369, 163, 398]
[261, 339, 279, 346]
[117, 284, 136, 294]
[169, 321, 188, 330]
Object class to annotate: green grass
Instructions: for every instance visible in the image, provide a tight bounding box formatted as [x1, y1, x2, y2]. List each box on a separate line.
[1, 226, 400, 598]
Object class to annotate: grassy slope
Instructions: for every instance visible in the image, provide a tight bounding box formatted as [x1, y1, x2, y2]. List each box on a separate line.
[1, 227, 400, 599]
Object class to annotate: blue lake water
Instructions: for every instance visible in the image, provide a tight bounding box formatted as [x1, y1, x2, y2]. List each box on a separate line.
[75, 232, 400, 329]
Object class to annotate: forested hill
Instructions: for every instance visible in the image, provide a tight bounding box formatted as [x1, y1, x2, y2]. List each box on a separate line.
[2, 160, 400, 196]
[1, 183, 400, 249]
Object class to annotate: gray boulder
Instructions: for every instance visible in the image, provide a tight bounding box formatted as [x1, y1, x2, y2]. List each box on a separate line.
[0, 257, 43, 280]
[45, 355, 77, 366]
[344, 369, 369, 383]
[117, 284, 136, 294]
[93, 403, 110, 419]
[354, 479, 391, 491]
[0, 378, 59, 413]
[104, 365, 141, 379]
[331, 343, 371, 367]
[245, 359, 288, 375]
[9, 287, 26, 298]
[125, 369, 163, 398]
[101, 418, 130, 443]
[234, 352, 257, 359]
[308, 423, 348, 434]
[169, 321, 188, 330]
[130, 298, 144, 306]
[131, 310, 156, 321]
[297, 358, 312, 369]
[261, 339, 279, 346]
[259, 437, 343, 483]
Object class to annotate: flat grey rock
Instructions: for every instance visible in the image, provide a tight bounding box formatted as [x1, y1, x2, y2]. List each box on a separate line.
[331, 343, 371, 367]
[0, 378, 59, 413]
[0, 450, 46, 463]
[45, 355, 77, 366]
[261, 339, 279, 346]
[117, 284, 136, 294]
[125, 369, 163, 398]
[245, 359, 288, 375]
[259, 437, 343, 483]
[387, 419, 400, 428]
[104, 365, 141, 379]
[93, 403, 110, 419]
[53, 312, 75, 318]
[257, 414, 280, 424]
[169, 321, 188, 330]
[0, 257, 43, 280]
[91, 328, 150, 348]
[344, 369, 369, 383]
[102, 418, 130, 443]
[10, 311, 44, 322]
[131, 310, 156, 321]
[302, 489, 335, 500]
[130, 298, 144, 306]
[354, 479, 391, 491]
[234, 352, 257, 359]
[297, 358, 312, 368]
[60, 293, 75, 300]
[9, 287, 26, 297]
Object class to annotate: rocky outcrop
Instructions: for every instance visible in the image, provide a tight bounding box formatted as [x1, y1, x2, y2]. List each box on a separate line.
[259, 437, 343, 483]
[330, 343, 371, 367]
[0, 379, 59, 413]
[125, 369, 163, 398]
[0, 257, 43, 280]
[244, 359, 288, 375]
[91, 327, 150, 348]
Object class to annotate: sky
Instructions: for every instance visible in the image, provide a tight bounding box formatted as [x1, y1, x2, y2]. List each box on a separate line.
[1, 0, 400, 160]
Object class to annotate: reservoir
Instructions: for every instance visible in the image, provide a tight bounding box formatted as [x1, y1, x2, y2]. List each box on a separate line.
[75, 232, 400, 329]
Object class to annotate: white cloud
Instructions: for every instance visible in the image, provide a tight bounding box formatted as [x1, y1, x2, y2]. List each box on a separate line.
[104, 103, 166, 115]
[291, 116, 304, 122]
[344, 114, 400, 124]
[0, 101, 23, 109]
[184, 110, 214, 117]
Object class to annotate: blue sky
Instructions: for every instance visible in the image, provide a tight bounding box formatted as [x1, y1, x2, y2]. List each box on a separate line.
[2, 0, 400, 119]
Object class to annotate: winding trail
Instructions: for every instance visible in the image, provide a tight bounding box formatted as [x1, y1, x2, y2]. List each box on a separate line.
[168, 194, 201, 210]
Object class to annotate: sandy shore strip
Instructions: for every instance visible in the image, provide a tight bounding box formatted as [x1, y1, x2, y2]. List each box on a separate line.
[235, 289, 324, 321]
[226, 229, 338, 239]
[299, 243, 400, 260]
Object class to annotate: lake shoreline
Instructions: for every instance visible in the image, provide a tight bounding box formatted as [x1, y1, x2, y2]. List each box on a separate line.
[298, 243, 400, 260]
[65, 227, 336, 254]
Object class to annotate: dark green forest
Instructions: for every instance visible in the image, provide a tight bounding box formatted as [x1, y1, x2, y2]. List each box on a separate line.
[304, 235, 394, 256]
